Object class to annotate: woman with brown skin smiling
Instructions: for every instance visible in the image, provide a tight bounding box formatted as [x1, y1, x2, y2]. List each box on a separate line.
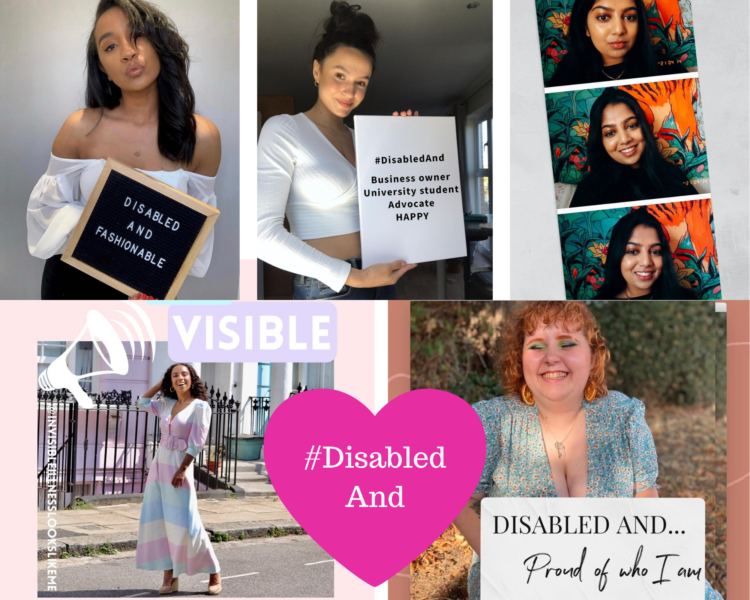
[452, 302, 721, 599]
[136, 364, 221, 595]
[547, 0, 687, 87]
[257, 1, 418, 300]
[594, 209, 693, 299]
[26, 0, 221, 300]
[569, 88, 698, 207]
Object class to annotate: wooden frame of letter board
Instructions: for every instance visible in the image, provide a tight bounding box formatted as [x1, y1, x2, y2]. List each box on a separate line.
[61, 158, 220, 299]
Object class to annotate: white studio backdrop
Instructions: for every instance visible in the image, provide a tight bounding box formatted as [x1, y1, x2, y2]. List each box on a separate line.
[0, 0, 240, 300]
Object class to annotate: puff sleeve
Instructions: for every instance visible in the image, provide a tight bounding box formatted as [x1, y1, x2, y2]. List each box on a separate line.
[137, 395, 170, 418]
[187, 401, 212, 458]
[186, 173, 218, 277]
[705, 581, 724, 599]
[473, 399, 501, 495]
[27, 155, 89, 258]
[256, 115, 352, 292]
[627, 398, 659, 493]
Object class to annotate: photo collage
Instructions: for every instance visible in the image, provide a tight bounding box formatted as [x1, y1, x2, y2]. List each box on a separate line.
[0, 1, 747, 600]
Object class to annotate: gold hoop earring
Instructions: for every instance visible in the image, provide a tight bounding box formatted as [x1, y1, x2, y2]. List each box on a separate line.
[584, 380, 597, 402]
[170, 387, 175, 393]
[521, 383, 535, 406]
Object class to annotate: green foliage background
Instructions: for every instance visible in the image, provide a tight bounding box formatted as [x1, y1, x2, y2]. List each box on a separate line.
[558, 204, 722, 300]
[536, 0, 698, 86]
[411, 301, 724, 408]
[546, 85, 709, 186]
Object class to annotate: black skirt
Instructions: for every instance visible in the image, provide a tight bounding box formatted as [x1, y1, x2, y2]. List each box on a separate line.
[41, 255, 127, 300]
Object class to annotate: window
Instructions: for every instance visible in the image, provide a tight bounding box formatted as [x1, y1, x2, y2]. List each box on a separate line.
[257, 363, 271, 397]
[37, 342, 68, 387]
[476, 116, 493, 217]
[75, 342, 94, 393]
[476, 115, 493, 254]
[37, 341, 67, 362]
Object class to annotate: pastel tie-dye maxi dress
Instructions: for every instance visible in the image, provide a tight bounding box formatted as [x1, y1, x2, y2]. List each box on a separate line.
[135, 396, 220, 576]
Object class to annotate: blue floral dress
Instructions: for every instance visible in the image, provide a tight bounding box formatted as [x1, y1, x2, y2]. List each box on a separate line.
[468, 391, 722, 600]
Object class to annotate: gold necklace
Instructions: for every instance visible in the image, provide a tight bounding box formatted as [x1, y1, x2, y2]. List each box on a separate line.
[624, 289, 653, 300]
[539, 403, 583, 459]
[601, 66, 626, 81]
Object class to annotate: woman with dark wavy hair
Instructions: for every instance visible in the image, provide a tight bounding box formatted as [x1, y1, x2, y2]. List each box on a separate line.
[452, 302, 722, 599]
[595, 208, 694, 299]
[547, 0, 687, 87]
[137, 364, 221, 595]
[27, 0, 221, 300]
[257, 1, 418, 300]
[569, 87, 697, 207]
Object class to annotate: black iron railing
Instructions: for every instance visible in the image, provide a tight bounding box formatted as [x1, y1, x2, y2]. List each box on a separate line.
[37, 390, 79, 512]
[288, 383, 309, 398]
[37, 384, 240, 510]
[243, 384, 306, 438]
[247, 396, 271, 436]
[194, 386, 240, 491]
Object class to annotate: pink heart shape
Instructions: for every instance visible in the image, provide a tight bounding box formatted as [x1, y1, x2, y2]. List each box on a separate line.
[263, 389, 486, 587]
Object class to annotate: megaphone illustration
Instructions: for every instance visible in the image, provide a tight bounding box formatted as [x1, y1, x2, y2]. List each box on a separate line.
[38, 310, 129, 409]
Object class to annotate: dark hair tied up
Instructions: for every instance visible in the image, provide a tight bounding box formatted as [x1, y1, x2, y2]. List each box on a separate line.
[313, 1, 380, 70]
[86, 0, 197, 165]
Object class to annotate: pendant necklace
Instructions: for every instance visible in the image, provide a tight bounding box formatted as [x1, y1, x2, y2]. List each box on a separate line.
[601, 66, 626, 80]
[625, 290, 653, 300]
[540, 403, 583, 459]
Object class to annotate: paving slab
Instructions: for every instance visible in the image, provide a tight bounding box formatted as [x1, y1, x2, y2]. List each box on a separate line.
[37, 497, 296, 560]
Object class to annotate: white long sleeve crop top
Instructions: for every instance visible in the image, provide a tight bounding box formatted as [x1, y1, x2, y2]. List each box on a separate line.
[27, 154, 217, 277]
[257, 113, 360, 292]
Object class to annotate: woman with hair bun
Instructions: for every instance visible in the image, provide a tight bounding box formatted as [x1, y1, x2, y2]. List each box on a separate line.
[27, 0, 221, 300]
[569, 87, 697, 207]
[257, 1, 418, 300]
[136, 364, 222, 595]
[451, 301, 722, 599]
[547, 0, 687, 87]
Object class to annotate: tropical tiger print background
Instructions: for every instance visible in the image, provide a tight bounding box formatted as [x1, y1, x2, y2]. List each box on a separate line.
[558, 198, 721, 299]
[546, 78, 708, 188]
[537, 0, 697, 86]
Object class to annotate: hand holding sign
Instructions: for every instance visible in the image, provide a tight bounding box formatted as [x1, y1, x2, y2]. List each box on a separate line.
[345, 259, 418, 288]
[62, 159, 219, 299]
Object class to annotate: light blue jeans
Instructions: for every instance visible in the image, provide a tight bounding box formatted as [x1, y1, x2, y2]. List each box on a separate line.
[293, 258, 396, 300]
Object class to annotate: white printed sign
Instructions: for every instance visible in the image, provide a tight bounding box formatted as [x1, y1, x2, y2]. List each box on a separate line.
[354, 116, 467, 268]
[481, 498, 705, 599]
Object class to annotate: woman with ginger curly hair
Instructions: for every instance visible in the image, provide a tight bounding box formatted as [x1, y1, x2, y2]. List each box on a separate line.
[452, 301, 722, 600]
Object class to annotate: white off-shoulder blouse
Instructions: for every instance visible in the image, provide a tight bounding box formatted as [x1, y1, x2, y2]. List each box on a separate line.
[257, 113, 360, 292]
[27, 154, 217, 277]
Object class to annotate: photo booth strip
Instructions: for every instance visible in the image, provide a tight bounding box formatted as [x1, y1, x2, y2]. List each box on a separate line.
[547, 75, 709, 203]
[529, 0, 720, 299]
[62, 159, 220, 300]
[557, 197, 721, 300]
[537, 0, 699, 89]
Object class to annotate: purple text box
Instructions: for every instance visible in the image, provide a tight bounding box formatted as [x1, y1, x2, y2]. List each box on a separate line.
[167, 302, 337, 363]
